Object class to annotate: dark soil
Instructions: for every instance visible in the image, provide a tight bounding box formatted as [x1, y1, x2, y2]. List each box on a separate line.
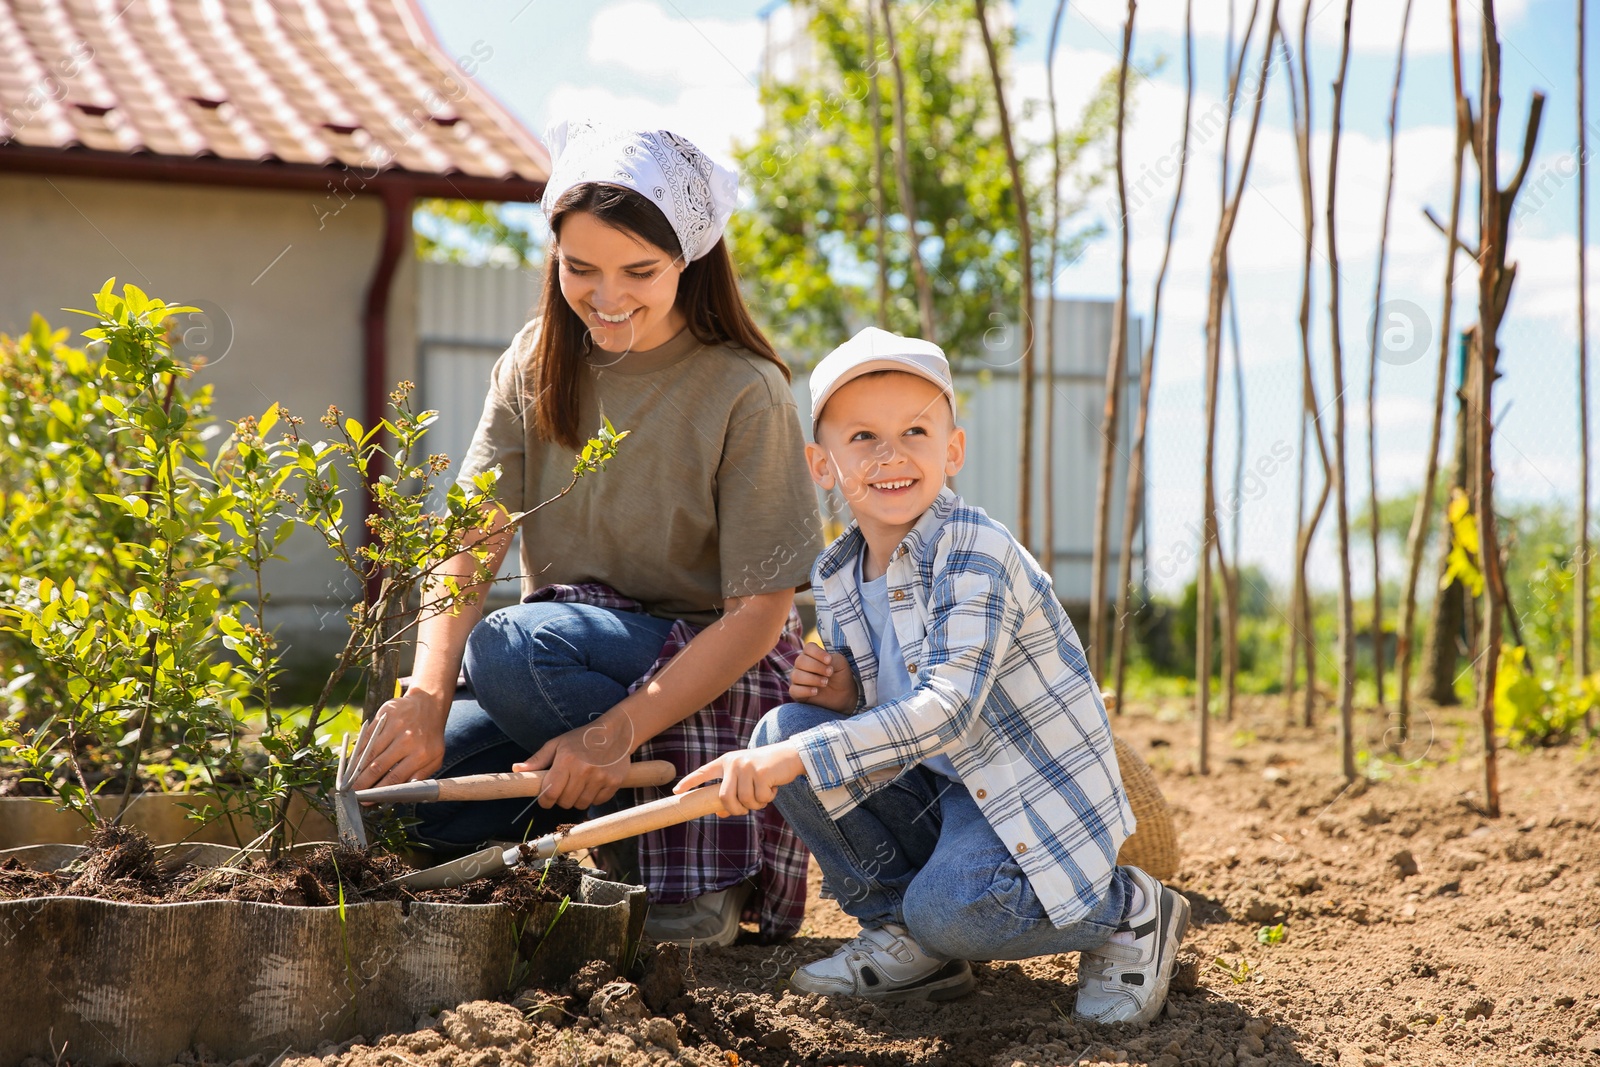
[271, 697, 1599, 1067]
[0, 830, 595, 908]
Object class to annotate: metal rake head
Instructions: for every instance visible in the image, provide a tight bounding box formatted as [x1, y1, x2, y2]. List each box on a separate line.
[331, 722, 375, 850]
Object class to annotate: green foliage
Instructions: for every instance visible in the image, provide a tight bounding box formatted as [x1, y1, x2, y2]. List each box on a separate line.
[1441, 488, 1484, 598]
[1256, 923, 1286, 945]
[1494, 644, 1597, 748]
[285, 387, 626, 851]
[0, 280, 627, 851]
[1211, 956, 1253, 984]
[413, 198, 542, 268]
[0, 281, 297, 829]
[729, 0, 1123, 363]
[0, 311, 149, 727]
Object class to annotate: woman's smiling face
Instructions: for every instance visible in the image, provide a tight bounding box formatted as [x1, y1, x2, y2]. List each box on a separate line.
[556, 210, 688, 353]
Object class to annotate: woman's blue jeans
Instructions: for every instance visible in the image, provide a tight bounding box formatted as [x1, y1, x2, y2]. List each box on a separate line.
[409, 600, 676, 850]
[751, 702, 1134, 961]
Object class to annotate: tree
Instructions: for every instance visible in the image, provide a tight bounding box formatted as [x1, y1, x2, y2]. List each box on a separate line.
[1281, 8, 1333, 730]
[878, 0, 937, 343]
[1090, 0, 1136, 682]
[975, 0, 1039, 553]
[1326, 0, 1358, 782]
[867, 0, 891, 328]
[1471, 0, 1545, 817]
[1041, 0, 1070, 579]
[1365, 0, 1416, 711]
[413, 199, 540, 267]
[729, 0, 1119, 365]
[1196, 0, 1278, 775]
[1577, 0, 1593, 699]
[1398, 0, 1471, 738]
[1113, 0, 1195, 711]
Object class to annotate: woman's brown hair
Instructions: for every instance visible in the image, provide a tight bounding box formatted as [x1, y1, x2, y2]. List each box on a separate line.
[526, 182, 789, 449]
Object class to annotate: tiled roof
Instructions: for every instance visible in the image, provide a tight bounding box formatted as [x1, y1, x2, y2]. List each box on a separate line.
[0, 0, 548, 192]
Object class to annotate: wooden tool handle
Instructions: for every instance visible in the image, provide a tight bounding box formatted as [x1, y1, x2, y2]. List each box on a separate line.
[434, 760, 677, 802]
[551, 786, 727, 856]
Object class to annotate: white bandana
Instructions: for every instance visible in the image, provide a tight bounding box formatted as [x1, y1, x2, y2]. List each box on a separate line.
[540, 120, 739, 262]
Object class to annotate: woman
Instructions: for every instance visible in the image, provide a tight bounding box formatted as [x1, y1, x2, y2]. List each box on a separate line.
[351, 121, 823, 943]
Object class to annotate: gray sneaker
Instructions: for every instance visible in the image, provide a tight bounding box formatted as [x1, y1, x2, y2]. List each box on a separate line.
[1074, 867, 1191, 1025]
[642, 882, 751, 947]
[789, 923, 975, 1002]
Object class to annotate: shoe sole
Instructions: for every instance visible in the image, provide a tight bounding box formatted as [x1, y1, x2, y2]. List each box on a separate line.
[877, 959, 977, 1003]
[790, 958, 977, 1003]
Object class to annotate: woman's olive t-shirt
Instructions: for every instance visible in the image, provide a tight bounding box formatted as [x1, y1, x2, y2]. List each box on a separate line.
[455, 319, 824, 627]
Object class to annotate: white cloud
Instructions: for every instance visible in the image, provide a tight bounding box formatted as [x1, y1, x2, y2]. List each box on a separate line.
[541, 0, 764, 166]
[584, 1, 764, 82]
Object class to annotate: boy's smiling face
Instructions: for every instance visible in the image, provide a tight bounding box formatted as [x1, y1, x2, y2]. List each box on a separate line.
[807, 371, 965, 561]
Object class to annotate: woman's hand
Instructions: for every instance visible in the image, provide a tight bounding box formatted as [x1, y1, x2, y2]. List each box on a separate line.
[674, 742, 804, 817]
[514, 715, 636, 811]
[788, 641, 858, 713]
[349, 689, 448, 791]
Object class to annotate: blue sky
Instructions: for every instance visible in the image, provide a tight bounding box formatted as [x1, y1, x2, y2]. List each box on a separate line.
[416, 0, 1596, 596]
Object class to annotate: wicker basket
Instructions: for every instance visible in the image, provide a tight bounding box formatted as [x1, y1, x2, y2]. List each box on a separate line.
[1112, 735, 1181, 881]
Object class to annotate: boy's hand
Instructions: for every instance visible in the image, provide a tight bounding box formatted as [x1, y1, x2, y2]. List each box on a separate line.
[675, 742, 805, 817]
[789, 641, 857, 712]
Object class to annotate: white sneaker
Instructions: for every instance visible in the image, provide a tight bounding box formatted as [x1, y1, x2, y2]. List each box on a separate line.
[1074, 867, 1191, 1025]
[642, 883, 750, 947]
[789, 923, 975, 1002]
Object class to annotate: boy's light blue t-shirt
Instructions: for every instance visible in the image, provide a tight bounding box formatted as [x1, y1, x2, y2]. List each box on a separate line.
[855, 552, 963, 782]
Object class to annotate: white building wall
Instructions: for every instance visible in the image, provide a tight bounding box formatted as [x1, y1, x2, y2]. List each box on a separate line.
[0, 173, 418, 669]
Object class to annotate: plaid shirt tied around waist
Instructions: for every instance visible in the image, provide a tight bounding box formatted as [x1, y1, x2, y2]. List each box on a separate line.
[524, 583, 809, 941]
[790, 488, 1136, 929]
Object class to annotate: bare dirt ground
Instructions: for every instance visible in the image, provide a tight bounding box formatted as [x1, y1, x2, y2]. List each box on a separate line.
[268, 695, 1599, 1067]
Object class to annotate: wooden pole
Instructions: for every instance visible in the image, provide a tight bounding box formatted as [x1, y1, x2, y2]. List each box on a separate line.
[1091, 0, 1136, 681]
[1197, 0, 1279, 775]
[1365, 0, 1416, 711]
[1327, 0, 1359, 782]
[1398, 0, 1469, 739]
[975, 0, 1037, 554]
[1114, 0, 1194, 712]
[1042, 0, 1069, 583]
[878, 0, 936, 344]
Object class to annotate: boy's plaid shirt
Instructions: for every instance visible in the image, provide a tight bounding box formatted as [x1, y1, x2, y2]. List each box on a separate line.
[791, 488, 1136, 928]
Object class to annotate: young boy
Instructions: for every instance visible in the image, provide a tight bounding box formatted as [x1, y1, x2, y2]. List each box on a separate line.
[676, 327, 1189, 1023]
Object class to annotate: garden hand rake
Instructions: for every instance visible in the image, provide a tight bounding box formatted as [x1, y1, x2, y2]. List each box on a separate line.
[330, 712, 678, 851]
[380, 783, 727, 891]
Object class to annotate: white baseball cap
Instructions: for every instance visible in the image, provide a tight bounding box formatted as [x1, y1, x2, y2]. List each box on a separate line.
[809, 327, 955, 434]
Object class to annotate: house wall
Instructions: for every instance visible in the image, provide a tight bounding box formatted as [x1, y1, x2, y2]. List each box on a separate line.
[0, 173, 418, 673]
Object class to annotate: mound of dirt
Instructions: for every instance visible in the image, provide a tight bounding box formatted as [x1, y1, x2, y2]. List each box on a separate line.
[23, 699, 1599, 1066]
[0, 833, 594, 908]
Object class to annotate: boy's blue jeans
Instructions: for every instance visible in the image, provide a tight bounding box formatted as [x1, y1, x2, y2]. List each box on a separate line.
[753, 702, 1134, 961]
[409, 601, 676, 850]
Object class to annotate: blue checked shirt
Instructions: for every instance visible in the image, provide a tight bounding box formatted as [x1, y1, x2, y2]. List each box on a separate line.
[790, 488, 1136, 928]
